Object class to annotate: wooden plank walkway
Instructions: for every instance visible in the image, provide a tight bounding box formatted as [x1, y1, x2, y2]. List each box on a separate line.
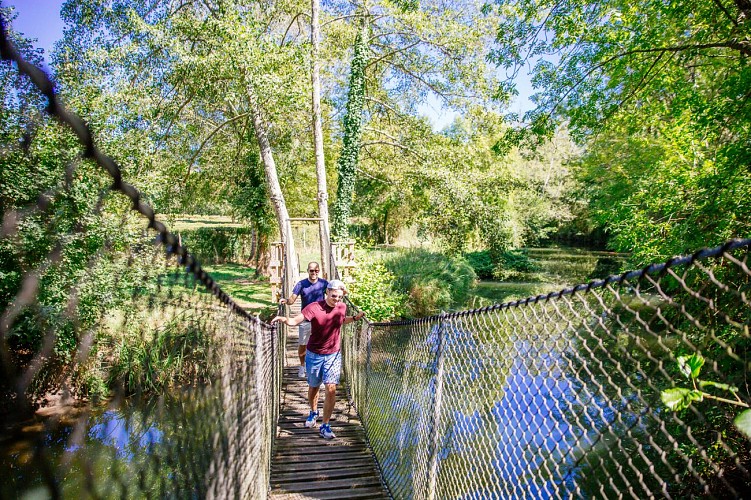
[269, 328, 390, 499]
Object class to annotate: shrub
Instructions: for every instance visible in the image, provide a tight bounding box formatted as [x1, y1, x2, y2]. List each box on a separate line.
[349, 257, 407, 322]
[178, 227, 256, 264]
[464, 250, 495, 280]
[384, 249, 476, 317]
[492, 249, 538, 281]
[109, 318, 217, 394]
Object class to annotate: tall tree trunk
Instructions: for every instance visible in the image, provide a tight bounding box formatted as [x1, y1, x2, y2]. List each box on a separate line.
[311, 0, 333, 278]
[248, 89, 297, 297]
[254, 231, 270, 279]
[332, 15, 368, 241]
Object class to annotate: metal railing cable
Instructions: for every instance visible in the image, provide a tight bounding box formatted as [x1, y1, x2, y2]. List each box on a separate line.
[341, 238, 751, 498]
[0, 21, 282, 498]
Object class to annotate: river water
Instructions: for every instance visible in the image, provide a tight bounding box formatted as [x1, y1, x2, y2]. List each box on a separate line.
[0, 390, 221, 498]
[356, 245, 749, 498]
[468, 246, 629, 308]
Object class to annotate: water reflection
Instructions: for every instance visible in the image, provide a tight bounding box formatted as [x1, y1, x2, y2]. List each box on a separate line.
[87, 410, 163, 458]
[0, 392, 214, 498]
[359, 294, 719, 499]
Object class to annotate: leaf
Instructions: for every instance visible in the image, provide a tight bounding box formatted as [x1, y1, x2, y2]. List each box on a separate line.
[734, 410, 751, 439]
[661, 387, 704, 411]
[677, 354, 704, 379]
[699, 380, 737, 393]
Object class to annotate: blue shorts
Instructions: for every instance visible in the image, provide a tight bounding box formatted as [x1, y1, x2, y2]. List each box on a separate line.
[306, 350, 342, 387]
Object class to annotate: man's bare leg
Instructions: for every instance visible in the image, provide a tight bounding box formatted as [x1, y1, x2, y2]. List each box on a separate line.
[322, 383, 337, 423]
[308, 385, 320, 413]
[298, 344, 306, 367]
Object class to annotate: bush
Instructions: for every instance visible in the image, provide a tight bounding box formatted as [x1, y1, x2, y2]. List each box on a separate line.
[349, 257, 408, 322]
[178, 227, 256, 264]
[465, 249, 537, 281]
[492, 249, 538, 281]
[384, 249, 476, 317]
[464, 251, 495, 280]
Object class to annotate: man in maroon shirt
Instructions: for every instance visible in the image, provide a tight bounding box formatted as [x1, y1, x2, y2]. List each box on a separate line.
[272, 280, 365, 439]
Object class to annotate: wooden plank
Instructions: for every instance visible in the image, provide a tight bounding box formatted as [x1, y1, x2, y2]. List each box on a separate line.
[269, 486, 390, 499]
[272, 451, 372, 465]
[271, 457, 375, 472]
[275, 426, 365, 437]
[274, 445, 370, 457]
[272, 466, 379, 483]
[272, 476, 382, 493]
[277, 420, 365, 435]
[274, 437, 367, 449]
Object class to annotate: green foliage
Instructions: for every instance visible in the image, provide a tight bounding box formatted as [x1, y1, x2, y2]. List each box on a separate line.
[178, 227, 256, 265]
[464, 251, 495, 280]
[413, 113, 580, 257]
[661, 353, 751, 438]
[492, 249, 537, 281]
[463, 248, 538, 282]
[487, 0, 751, 261]
[384, 249, 476, 317]
[661, 387, 704, 412]
[109, 319, 217, 394]
[349, 256, 407, 322]
[226, 154, 275, 238]
[332, 18, 368, 240]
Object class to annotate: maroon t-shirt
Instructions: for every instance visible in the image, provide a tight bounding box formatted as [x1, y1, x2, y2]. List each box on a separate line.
[302, 300, 347, 355]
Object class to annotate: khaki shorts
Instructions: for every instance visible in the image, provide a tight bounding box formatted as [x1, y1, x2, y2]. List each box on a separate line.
[298, 320, 312, 346]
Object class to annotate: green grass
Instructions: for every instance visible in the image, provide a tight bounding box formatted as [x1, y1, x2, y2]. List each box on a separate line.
[203, 263, 276, 312]
[168, 215, 245, 231]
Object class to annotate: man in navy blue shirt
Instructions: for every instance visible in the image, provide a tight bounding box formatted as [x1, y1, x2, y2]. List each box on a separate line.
[280, 262, 328, 378]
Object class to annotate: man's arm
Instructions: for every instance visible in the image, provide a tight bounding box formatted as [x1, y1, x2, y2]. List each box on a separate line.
[343, 311, 366, 325]
[271, 312, 305, 326]
[280, 293, 299, 305]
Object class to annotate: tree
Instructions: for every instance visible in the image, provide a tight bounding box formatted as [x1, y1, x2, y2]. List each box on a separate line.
[487, 0, 751, 259]
[311, 0, 333, 275]
[332, 14, 368, 240]
[326, 0, 504, 242]
[56, 0, 314, 288]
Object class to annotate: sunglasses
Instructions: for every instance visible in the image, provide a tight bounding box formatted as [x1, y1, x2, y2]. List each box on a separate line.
[308, 269, 319, 273]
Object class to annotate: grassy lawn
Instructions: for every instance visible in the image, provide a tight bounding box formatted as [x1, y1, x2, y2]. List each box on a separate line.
[169, 215, 245, 231]
[203, 263, 276, 314]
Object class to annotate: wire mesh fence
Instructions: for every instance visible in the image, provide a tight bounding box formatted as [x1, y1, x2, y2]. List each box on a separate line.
[0, 23, 282, 498]
[1, 239, 283, 498]
[343, 240, 751, 498]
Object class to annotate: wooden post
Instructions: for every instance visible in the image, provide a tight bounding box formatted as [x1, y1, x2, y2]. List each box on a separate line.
[332, 240, 356, 282]
[427, 314, 447, 500]
[269, 241, 284, 302]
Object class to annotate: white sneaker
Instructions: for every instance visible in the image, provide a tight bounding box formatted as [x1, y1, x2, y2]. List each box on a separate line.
[298, 366, 306, 379]
[305, 410, 319, 428]
[319, 423, 336, 439]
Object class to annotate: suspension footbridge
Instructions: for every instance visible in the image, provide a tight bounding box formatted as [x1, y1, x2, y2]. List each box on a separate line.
[2, 21, 751, 499]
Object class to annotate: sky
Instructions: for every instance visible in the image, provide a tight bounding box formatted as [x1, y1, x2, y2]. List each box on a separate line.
[4, 0, 65, 70]
[3, 0, 534, 130]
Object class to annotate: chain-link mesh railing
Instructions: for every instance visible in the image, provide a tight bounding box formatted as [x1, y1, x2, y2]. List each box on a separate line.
[0, 23, 282, 498]
[342, 239, 751, 498]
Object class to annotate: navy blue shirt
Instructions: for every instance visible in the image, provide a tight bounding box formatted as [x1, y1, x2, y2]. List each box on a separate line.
[292, 278, 329, 308]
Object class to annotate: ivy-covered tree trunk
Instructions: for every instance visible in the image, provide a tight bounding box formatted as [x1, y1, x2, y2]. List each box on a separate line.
[331, 16, 368, 241]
